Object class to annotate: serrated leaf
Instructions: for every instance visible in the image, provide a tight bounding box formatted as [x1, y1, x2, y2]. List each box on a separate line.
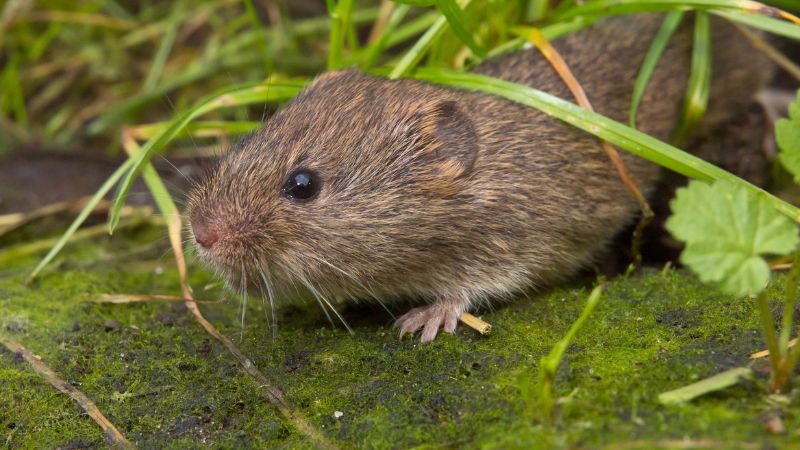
[777, 90, 800, 184]
[666, 180, 799, 297]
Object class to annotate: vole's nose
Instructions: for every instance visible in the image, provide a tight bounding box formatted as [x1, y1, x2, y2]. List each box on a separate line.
[192, 220, 219, 249]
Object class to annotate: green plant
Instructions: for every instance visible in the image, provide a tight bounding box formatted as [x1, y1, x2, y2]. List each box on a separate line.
[664, 90, 800, 396]
[535, 284, 603, 420]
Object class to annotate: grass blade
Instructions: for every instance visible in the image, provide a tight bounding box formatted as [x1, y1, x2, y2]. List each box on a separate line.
[390, 1, 475, 78]
[713, 9, 800, 41]
[658, 367, 753, 404]
[555, 0, 798, 21]
[410, 68, 800, 222]
[126, 120, 261, 140]
[242, 0, 275, 72]
[107, 80, 306, 234]
[362, 4, 412, 70]
[142, 4, 180, 93]
[539, 284, 603, 419]
[390, 15, 450, 78]
[27, 158, 134, 283]
[630, 11, 684, 128]
[674, 11, 711, 144]
[435, 0, 486, 57]
[328, 0, 355, 69]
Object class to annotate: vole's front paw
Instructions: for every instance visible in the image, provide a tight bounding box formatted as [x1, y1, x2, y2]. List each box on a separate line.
[395, 303, 462, 343]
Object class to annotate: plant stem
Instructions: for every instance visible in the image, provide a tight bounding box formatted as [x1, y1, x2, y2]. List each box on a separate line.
[328, 0, 354, 70]
[756, 290, 781, 392]
[538, 284, 603, 421]
[779, 257, 800, 354]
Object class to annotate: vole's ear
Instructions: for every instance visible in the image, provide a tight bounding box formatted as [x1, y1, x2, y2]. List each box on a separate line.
[411, 100, 479, 181]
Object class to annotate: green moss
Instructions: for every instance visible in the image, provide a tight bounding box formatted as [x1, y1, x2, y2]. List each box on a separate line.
[1, 225, 798, 448]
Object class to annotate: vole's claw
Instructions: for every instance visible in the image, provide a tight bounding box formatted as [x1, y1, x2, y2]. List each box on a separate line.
[395, 303, 461, 342]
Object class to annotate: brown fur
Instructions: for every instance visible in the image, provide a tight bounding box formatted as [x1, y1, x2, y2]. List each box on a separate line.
[186, 14, 771, 338]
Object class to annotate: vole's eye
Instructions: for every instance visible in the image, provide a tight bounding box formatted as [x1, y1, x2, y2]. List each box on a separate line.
[282, 168, 320, 202]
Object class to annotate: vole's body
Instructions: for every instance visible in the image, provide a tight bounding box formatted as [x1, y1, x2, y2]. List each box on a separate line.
[188, 14, 770, 341]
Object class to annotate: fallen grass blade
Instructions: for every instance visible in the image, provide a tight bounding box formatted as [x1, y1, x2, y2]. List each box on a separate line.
[7, 209, 158, 270]
[658, 367, 753, 404]
[95, 294, 225, 304]
[0, 196, 101, 237]
[0, 336, 132, 449]
[410, 68, 800, 222]
[630, 11, 684, 128]
[108, 80, 306, 234]
[674, 11, 711, 144]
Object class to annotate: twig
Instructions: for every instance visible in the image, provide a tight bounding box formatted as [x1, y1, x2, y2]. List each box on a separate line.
[730, 21, 800, 81]
[750, 338, 797, 359]
[0, 209, 157, 267]
[522, 28, 655, 268]
[459, 313, 491, 335]
[0, 336, 132, 449]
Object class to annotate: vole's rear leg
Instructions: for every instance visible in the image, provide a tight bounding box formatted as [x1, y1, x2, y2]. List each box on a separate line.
[395, 296, 469, 342]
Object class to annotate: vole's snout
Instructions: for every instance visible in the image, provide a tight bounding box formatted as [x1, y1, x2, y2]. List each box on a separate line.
[191, 219, 220, 250]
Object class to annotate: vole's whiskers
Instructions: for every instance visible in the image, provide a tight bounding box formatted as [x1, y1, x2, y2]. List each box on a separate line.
[157, 154, 192, 184]
[257, 259, 278, 341]
[239, 260, 248, 341]
[305, 253, 394, 319]
[309, 277, 353, 335]
[294, 269, 334, 328]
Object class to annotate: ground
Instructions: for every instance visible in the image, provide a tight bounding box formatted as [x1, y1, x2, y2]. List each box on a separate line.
[0, 222, 798, 449]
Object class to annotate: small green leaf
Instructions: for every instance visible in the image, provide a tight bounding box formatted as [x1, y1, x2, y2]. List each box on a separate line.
[666, 180, 800, 297]
[776, 89, 800, 184]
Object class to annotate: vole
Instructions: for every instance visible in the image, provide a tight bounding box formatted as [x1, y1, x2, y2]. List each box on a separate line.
[186, 14, 771, 342]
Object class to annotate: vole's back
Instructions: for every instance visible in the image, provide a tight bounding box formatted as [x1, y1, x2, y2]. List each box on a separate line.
[454, 14, 771, 287]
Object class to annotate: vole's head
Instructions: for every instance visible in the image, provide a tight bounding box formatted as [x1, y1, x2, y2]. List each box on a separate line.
[186, 70, 479, 298]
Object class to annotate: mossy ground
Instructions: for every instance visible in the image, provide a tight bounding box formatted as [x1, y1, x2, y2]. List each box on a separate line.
[1, 222, 799, 449]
